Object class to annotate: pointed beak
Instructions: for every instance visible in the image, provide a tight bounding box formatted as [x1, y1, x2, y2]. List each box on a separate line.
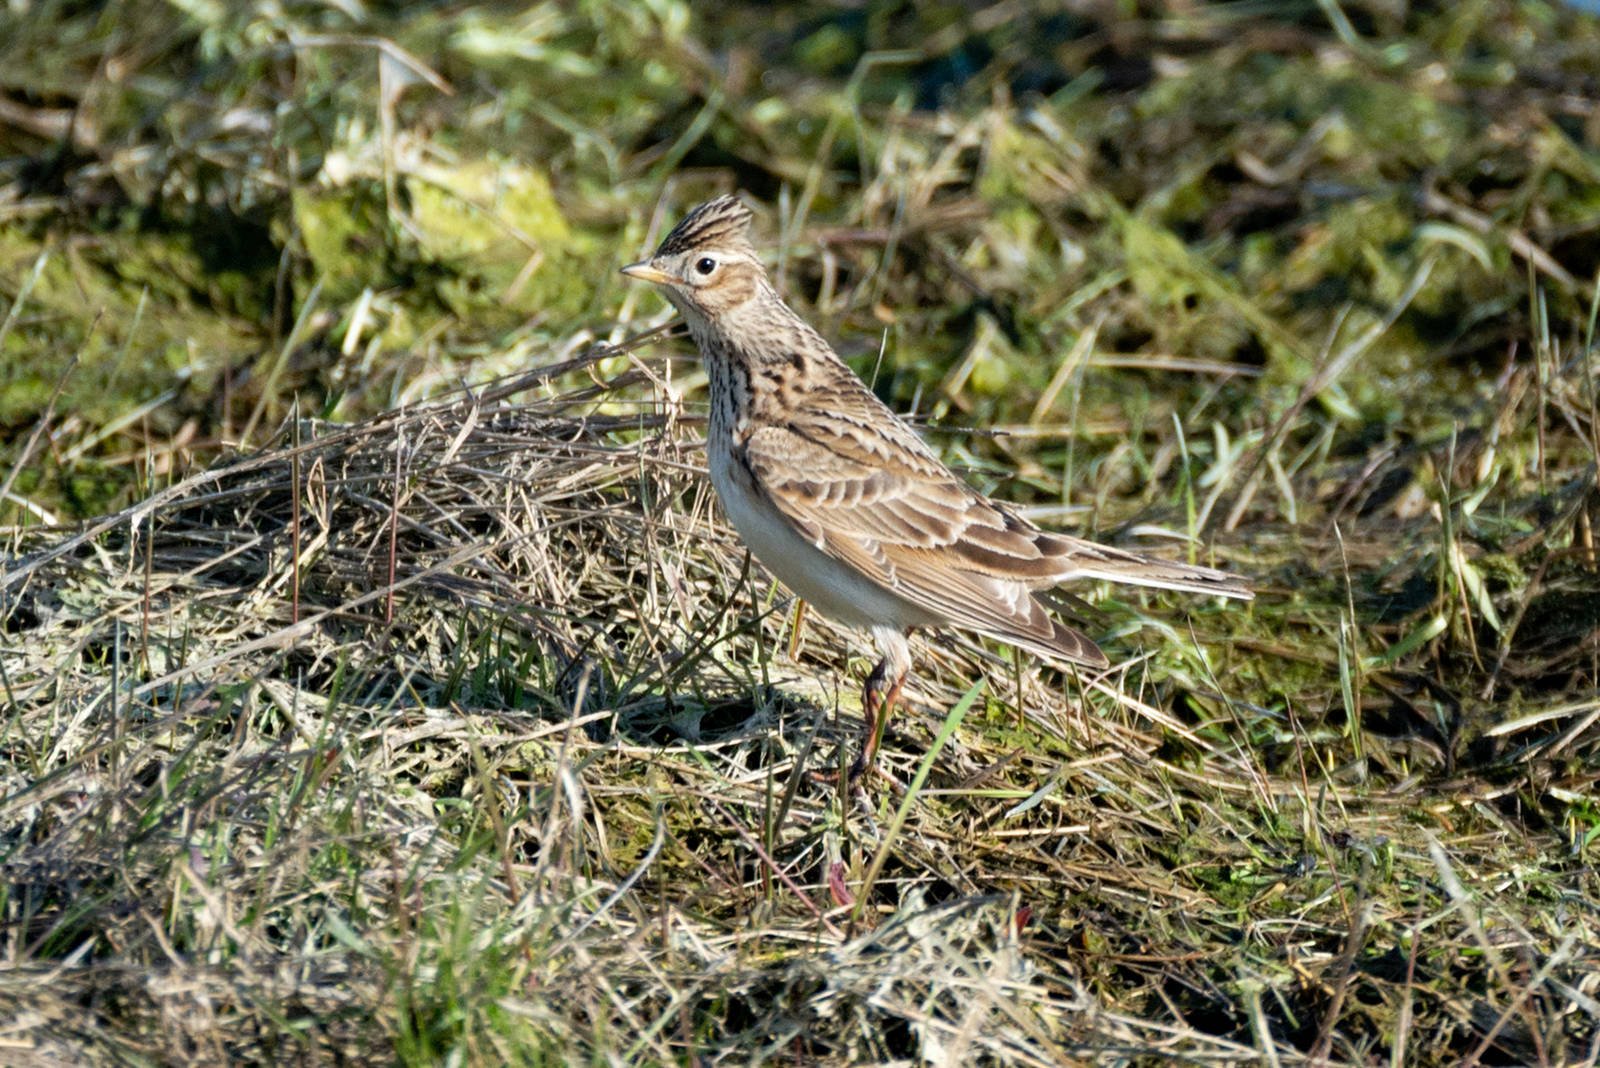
[620, 261, 676, 285]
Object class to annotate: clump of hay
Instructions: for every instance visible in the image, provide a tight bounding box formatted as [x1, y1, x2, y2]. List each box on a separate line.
[3, 338, 1596, 1065]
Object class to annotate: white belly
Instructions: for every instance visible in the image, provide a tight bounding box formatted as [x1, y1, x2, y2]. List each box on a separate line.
[708, 444, 939, 631]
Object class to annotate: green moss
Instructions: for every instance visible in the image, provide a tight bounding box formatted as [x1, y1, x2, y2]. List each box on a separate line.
[796, 22, 859, 75]
[0, 228, 263, 427]
[290, 157, 599, 329]
[292, 184, 394, 300]
[406, 158, 594, 321]
[1282, 196, 1414, 291]
[963, 314, 1016, 396]
[1329, 76, 1468, 169]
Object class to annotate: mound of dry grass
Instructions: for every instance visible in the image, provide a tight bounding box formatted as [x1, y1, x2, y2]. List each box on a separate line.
[2, 322, 1597, 1064]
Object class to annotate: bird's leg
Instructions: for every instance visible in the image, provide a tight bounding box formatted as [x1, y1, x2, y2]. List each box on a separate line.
[848, 654, 907, 781]
[843, 627, 912, 782]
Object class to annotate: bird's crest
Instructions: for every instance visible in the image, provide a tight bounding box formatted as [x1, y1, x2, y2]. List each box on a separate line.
[654, 194, 754, 257]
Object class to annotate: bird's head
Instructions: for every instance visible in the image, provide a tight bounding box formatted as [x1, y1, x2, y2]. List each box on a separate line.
[621, 194, 766, 326]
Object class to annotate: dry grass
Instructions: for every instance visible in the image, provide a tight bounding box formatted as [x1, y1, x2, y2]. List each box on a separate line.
[3, 324, 1598, 1063]
[4, 1, 1600, 1064]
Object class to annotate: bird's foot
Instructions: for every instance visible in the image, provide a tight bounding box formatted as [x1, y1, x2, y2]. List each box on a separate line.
[806, 657, 905, 790]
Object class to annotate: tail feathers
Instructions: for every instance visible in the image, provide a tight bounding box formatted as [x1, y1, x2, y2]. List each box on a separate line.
[1045, 537, 1253, 601]
[1069, 562, 1252, 601]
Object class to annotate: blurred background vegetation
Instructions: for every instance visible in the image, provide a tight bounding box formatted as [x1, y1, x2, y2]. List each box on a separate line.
[3, 0, 1595, 520]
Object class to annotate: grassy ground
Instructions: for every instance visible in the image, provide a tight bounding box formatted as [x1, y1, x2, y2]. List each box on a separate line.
[2, 1, 1599, 1063]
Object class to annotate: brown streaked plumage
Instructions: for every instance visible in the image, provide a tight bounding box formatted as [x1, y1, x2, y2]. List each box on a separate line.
[623, 193, 1252, 782]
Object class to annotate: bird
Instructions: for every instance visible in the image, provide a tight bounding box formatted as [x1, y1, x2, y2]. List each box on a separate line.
[622, 193, 1251, 782]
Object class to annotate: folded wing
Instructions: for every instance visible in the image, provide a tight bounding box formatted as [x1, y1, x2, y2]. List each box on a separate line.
[739, 408, 1249, 668]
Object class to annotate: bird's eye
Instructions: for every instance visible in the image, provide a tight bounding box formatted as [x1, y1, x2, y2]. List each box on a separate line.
[694, 256, 717, 276]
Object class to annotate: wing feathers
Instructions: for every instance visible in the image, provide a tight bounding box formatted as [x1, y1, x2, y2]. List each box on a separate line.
[739, 413, 1248, 665]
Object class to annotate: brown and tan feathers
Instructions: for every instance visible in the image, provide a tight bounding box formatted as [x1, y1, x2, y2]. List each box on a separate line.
[738, 368, 1247, 667]
[654, 194, 756, 258]
[627, 192, 1249, 671]
[740, 419, 1104, 665]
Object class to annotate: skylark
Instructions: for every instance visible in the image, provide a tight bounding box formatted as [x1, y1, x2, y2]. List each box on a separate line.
[623, 194, 1251, 781]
